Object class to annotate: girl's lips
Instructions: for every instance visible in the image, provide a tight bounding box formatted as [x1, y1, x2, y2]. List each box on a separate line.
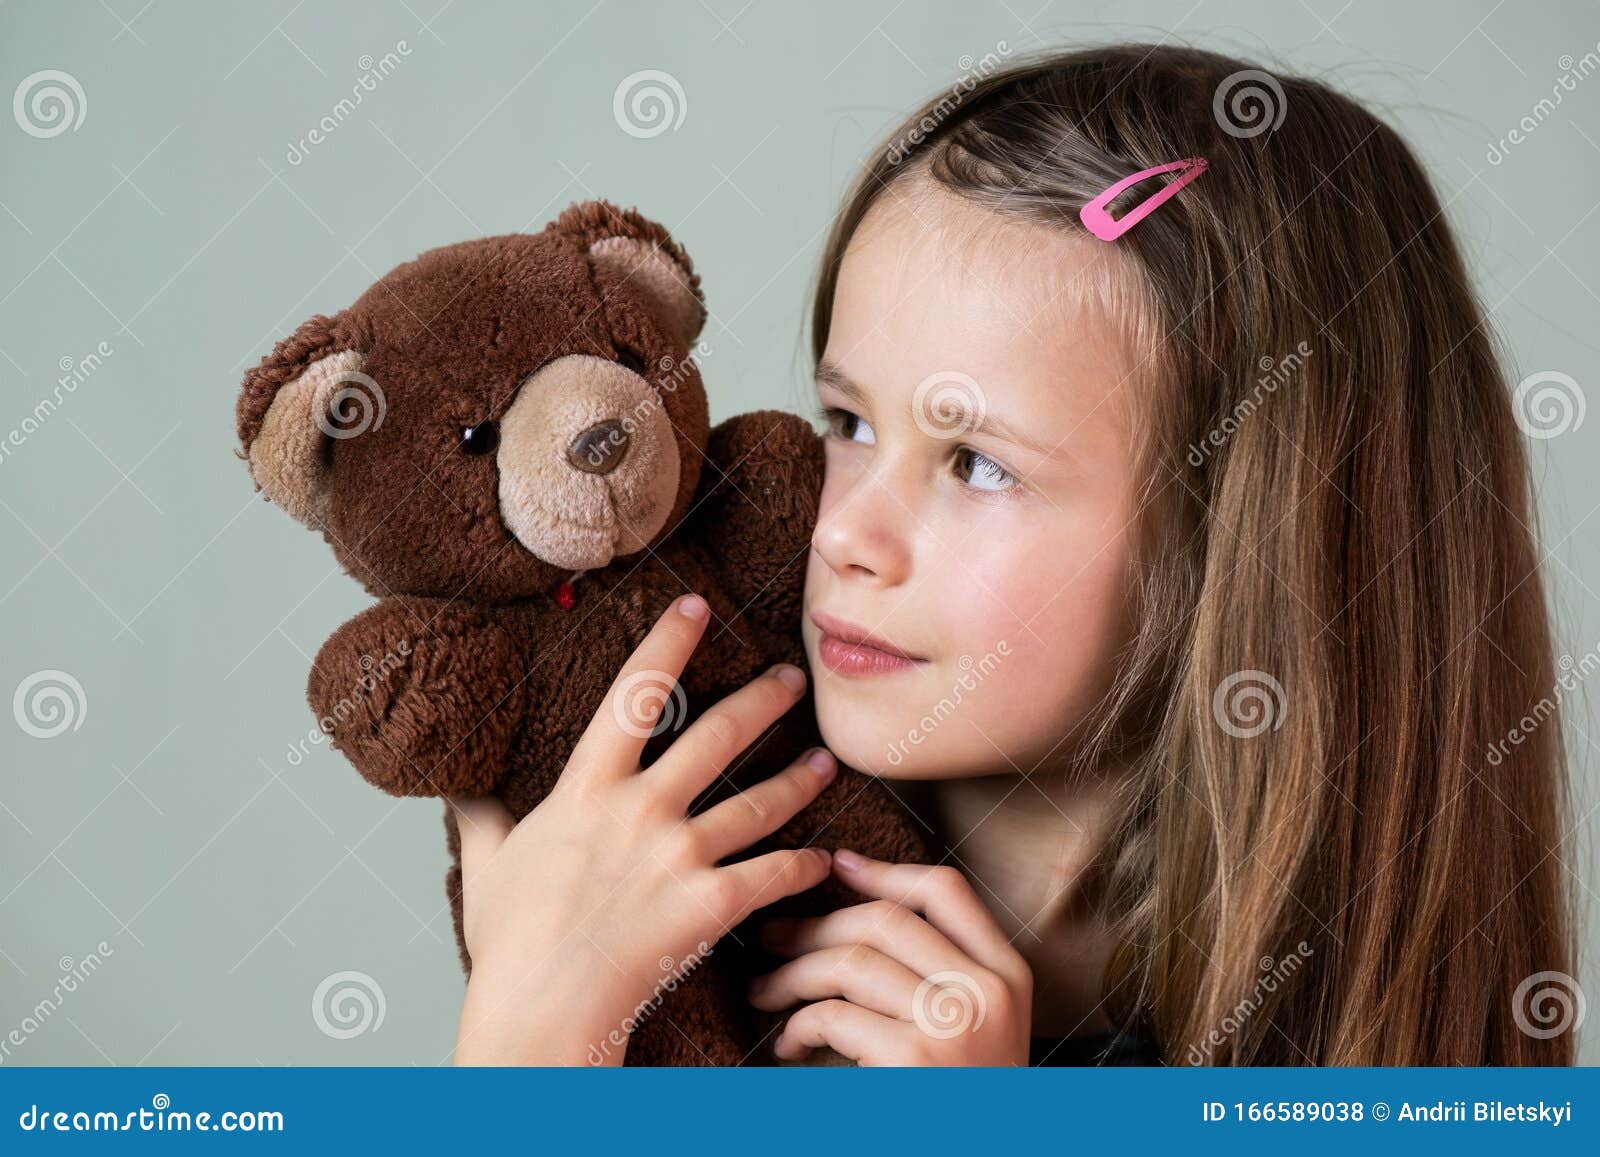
[816, 631, 921, 676]
[810, 611, 925, 677]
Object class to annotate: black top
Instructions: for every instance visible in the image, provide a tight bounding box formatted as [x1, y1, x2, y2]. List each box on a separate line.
[1029, 1027, 1163, 1066]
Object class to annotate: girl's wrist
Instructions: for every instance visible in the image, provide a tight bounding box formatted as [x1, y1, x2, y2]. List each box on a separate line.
[456, 962, 626, 1066]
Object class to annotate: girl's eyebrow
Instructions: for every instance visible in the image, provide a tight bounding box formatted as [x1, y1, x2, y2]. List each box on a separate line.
[814, 358, 867, 405]
[815, 358, 1072, 462]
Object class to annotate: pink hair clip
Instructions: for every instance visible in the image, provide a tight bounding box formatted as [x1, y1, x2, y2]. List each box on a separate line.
[1079, 157, 1208, 241]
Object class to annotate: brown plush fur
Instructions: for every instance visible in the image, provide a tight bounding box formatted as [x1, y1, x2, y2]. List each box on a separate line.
[237, 201, 930, 1065]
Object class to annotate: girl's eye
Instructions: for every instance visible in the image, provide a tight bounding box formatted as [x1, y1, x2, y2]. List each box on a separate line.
[822, 406, 876, 446]
[954, 447, 1019, 493]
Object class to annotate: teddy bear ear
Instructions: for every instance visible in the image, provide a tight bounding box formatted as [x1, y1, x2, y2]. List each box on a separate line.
[236, 313, 369, 529]
[555, 200, 707, 348]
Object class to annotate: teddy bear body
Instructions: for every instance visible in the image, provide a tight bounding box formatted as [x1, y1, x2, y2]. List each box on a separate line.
[237, 202, 929, 1065]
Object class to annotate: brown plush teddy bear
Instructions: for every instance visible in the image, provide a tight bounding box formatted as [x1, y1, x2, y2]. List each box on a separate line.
[235, 200, 930, 1065]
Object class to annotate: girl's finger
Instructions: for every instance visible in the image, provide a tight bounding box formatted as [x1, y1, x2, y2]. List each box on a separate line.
[748, 944, 922, 1022]
[449, 795, 515, 882]
[646, 662, 809, 809]
[566, 594, 710, 780]
[690, 748, 836, 861]
[714, 847, 832, 927]
[774, 999, 907, 1064]
[829, 853, 1026, 980]
[762, 898, 966, 978]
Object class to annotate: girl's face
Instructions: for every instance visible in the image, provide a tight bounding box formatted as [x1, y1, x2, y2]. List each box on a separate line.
[802, 181, 1142, 780]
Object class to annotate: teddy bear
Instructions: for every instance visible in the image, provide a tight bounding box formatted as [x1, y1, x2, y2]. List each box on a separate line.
[235, 200, 930, 1065]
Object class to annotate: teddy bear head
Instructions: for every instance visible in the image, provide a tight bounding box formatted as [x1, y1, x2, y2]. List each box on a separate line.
[235, 201, 711, 602]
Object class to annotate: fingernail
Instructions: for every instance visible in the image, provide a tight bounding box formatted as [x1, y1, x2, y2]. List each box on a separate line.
[772, 664, 806, 692]
[678, 594, 708, 620]
[804, 747, 835, 776]
[834, 848, 864, 871]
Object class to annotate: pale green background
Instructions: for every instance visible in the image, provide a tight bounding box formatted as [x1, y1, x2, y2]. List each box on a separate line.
[2, 0, 1596, 1065]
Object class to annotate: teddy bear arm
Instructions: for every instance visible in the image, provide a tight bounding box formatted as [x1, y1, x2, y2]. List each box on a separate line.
[692, 410, 823, 634]
[307, 597, 528, 798]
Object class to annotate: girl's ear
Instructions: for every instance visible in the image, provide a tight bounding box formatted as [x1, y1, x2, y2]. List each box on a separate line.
[554, 199, 707, 348]
[236, 312, 368, 529]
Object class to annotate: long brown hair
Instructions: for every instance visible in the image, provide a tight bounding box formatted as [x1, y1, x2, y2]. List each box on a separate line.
[810, 43, 1577, 1064]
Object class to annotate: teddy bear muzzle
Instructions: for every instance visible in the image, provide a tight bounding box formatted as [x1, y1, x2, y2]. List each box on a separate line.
[495, 353, 681, 571]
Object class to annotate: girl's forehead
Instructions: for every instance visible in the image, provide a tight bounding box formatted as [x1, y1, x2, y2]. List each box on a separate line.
[831, 185, 1140, 437]
[844, 182, 1135, 341]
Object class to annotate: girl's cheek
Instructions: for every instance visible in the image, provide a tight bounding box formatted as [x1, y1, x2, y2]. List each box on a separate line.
[947, 510, 1072, 623]
[956, 516, 1131, 707]
[1031, 547, 1132, 704]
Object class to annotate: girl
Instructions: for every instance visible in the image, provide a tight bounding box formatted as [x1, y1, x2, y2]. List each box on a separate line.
[451, 43, 1577, 1066]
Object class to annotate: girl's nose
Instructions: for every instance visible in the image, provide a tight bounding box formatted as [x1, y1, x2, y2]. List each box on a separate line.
[811, 476, 912, 588]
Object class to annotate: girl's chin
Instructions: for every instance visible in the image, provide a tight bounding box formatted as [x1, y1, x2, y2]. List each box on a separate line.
[812, 710, 954, 781]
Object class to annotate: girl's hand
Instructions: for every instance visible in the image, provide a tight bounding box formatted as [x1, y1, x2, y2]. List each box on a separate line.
[451, 593, 837, 1066]
[749, 852, 1033, 1066]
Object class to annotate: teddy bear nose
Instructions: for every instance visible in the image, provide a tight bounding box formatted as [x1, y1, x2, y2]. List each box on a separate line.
[567, 419, 630, 475]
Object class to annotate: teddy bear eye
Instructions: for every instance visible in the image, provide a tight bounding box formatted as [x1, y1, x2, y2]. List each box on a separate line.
[460, 421, 500, 456]
[615, 348, 648, 375]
